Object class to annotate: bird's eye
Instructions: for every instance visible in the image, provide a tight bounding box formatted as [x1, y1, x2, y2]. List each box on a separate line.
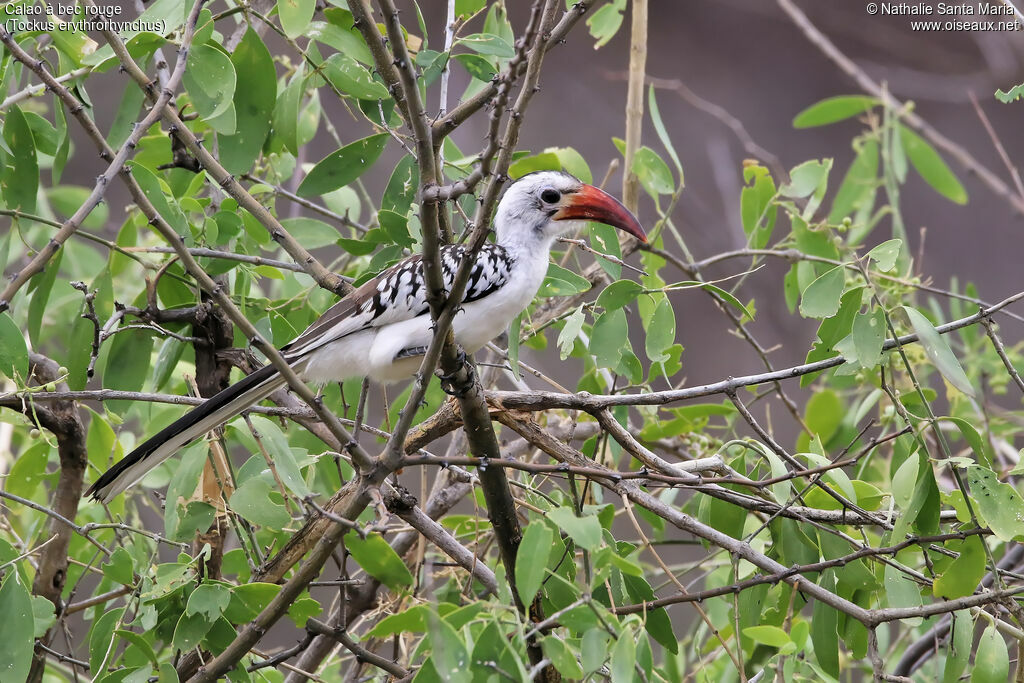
[540, 189, 561, 204]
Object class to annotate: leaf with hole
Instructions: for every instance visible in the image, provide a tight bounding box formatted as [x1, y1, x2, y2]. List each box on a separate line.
[965, 465, 1024, 541]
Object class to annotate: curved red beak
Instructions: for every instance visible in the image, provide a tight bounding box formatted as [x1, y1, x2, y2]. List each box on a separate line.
[553, 184, 647, 242]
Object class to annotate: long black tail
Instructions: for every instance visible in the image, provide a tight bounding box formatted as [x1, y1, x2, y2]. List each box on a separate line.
[86, 364, 286, 502]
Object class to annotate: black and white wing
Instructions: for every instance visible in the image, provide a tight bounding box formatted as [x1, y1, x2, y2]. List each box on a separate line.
[282, 243, 515, 357]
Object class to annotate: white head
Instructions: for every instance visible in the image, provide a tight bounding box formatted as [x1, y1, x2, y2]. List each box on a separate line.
[493, 171, 645, 251]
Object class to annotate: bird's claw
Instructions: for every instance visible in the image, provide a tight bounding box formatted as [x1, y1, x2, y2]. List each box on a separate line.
[436, 350, 474, 398]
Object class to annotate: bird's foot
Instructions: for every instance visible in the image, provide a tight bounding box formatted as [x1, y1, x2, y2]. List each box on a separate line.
[436, 350, 475, 398]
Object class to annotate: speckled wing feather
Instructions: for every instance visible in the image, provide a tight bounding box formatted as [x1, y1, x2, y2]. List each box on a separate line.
[283, 243, 515, 357]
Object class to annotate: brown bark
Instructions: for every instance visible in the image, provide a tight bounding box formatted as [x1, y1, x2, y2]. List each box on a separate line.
[25, 354, 88, 683]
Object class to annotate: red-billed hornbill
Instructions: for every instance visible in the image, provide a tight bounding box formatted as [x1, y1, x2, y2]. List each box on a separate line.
[87, 171, 645, 502]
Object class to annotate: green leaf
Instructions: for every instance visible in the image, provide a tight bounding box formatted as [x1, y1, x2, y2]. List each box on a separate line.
[648, 86, 682, 173]
[557, 305, 585, 360]
[0, 572, 34, 683]
[632, 146, 674, 197]
[280, 217, 339, 250]
[455, 0, 485, 18]
[432, 617, 471, 683]
[805, 389, 842, 444]
[516, 521, 553, 605]
[225, 583, 280, 622]
[903, 306, 974, 396]
[345, 531, 414, 590]
[811, 572, 840, 676]
[186, 583, 232, 621]
[153, 337, 185, 392]
[645, 298, 675, 363]
[382, 155, 419, 214]
[597, 280, 644, 311]
[229, 477, 290, 528]
[173, 610, 214, 651]
[128, 161, 190, 236]
[540, 263, 592, 297]
[287, 595, 322, 628]
[102, 547, 136, 585]
[378, 209, 413, 248]
[297, 133, 388, 197]
[966, 465, 1024, 541]
[899, 124, 968, 204]
[793, 95, 878, 128]
[324, 52, 390, 100]
[933, 535, 985, 599]
[610, 627, 636, 683]
[174, 501, 217, 541]
[457, 33, 514, 58]
[31, 595, 55, 638]
[219, 29, 276, 174]
[740, 163, 777, 249]
[892, 452, 921, 511]
[590, 309, 627, 370]
[995, 83, 1024, 103]
[102, 329, 154, 413]
[114, 629, 158, 667]
[248, 415, 312, 498]
[547, 507, 602, 551]
[89, 607, 125, 676]
[781, 159, 831, 199]
[2, 105, 38, 213]
[543, 635, 584, 679]
[944, 611, 973, 683]
[274, 66, 304, 155]
[508, 151, 561, 179]
[971, 624, 1009, 683]
[184, 44, 237, 129]
[49, 186, 109, 229]
[943, 417, 994, 469]
[743, 625, 793, 649]
[851, 307, 886, 368]
[0, 312, 28, 381]
[582, 628, 610, 674]
[867, 239, 902, 272]
[884, 561, 923, 620]
[453, 53, 498, 83]
[829, 138, 879, 226]
[278, 0, 317, 39]
[587, 0, 626, 49]
[799, 266, 845, 319]
[368, 605, 429, 637]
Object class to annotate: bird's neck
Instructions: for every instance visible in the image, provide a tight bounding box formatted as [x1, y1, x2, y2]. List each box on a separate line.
[495, 219, 556, 261]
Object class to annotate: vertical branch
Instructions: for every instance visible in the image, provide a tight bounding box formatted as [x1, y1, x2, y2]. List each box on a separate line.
[24, 355, 87, 683]
[622, 0, 648, 213]
[191, 290, 235, 579]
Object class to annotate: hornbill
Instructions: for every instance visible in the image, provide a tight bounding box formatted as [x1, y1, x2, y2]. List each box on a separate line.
[86, 171, 646, 502]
